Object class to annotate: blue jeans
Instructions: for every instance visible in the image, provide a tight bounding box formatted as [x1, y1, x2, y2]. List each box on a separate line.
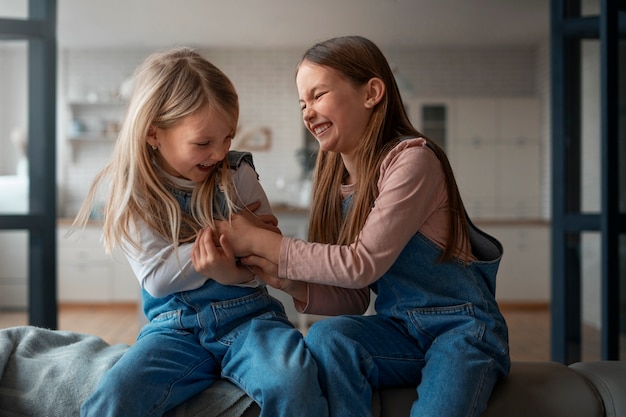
[305, 228, 510, 417]
[81, 284, 328, 417]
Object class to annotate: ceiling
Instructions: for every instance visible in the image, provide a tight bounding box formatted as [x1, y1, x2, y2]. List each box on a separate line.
[38, 0, 549, 49]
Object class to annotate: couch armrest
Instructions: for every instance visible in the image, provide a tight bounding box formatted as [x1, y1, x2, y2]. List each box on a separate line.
[374, 362, 604, 417]
[481, 362, 603, 417]
[570, 361, 626, 417]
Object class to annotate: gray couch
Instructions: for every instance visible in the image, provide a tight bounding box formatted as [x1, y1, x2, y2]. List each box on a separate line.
[240, 361, 626, 417]
[7, 326, 622, 416]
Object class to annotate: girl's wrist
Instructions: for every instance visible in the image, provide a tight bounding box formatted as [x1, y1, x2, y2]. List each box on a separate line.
[249, 227, 272, 254]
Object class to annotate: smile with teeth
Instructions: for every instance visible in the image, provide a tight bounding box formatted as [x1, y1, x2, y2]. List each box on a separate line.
[313, 123, 331, 136]
[198, 163, 212, 168]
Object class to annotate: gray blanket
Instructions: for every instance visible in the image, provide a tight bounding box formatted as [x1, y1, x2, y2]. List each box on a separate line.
[0, 326, 254, 417]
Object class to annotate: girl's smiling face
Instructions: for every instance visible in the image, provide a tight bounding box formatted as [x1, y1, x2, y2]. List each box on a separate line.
[148, 105, 233, 182]
[296, 61, 373, 157]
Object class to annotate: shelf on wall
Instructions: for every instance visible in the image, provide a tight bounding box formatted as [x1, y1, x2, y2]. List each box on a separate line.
[67, 134, 117, 162]
[68, 133, 117, 141]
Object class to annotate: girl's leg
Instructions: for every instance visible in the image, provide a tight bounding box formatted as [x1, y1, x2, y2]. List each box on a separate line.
[221, 315, 329, 417]
[81, 327, 219, 417]
[305, 315, 425, 417]
[411, 330, 508, 417]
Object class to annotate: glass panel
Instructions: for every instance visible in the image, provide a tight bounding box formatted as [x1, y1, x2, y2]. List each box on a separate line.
[582, 232, 626, 360]
[617, 40, 626, 360]
[580, 0, 599, 17]
[617, 40, 626, 211]
[0, 230, 28, 310]
[581, 231, 601, 360]
[0, 40, 28, 213]
[580, 40, 601, 214]
[621, 235, 626, 360]
[0, 0, 27, 19]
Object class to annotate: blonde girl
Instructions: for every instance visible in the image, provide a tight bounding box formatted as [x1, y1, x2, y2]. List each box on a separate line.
[74, 47, 327, 417]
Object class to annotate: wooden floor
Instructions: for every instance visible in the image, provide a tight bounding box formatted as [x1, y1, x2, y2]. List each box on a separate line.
[1, 303, 624, 361]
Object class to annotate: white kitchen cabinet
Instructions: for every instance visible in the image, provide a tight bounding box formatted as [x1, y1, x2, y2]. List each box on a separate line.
[449, 98, 499, 218]
[408, 97, 542, 220]
[455, 97, 541, 220]
[450, 98, 499, 142]
[495, 98, 542, 219]
[57, 224, 138, 303]
[479, 222, 550, 303]
[406, 97, 543, 219]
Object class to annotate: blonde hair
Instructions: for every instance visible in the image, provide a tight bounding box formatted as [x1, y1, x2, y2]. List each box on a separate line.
[298, 36, 468, 262]
[73, 47, 239, 254]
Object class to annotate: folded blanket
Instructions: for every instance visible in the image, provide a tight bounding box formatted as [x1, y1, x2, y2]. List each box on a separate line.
[0, 326, 254, 417]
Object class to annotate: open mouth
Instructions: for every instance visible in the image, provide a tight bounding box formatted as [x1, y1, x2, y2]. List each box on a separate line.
[313, 122, 331, 136]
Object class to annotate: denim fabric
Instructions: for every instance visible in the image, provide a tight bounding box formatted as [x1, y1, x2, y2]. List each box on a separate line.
[306, 200, 510, 417]
[81, 152, 328, 417]
[82, 284, 327, 417]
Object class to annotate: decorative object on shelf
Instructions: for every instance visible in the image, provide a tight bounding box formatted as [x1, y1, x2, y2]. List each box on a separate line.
[235, 126, 272, 151]
[295, 146, 317, 179]
[68, 119, 87, 137]
[296, 128, 319, 180]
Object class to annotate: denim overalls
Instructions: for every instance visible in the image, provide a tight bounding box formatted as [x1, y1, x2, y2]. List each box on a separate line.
[305, 195, 510, 417]
[81, 152, 328, 417]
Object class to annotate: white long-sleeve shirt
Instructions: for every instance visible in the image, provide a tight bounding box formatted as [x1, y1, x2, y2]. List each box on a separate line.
[125, 162, 272, 298]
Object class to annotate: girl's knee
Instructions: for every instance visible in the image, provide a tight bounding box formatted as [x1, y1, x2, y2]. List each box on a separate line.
[305, 316, 362, 346]
[305, 320, 328, 343]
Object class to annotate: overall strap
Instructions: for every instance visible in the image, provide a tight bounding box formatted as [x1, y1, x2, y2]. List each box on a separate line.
[226, 151, 258, 179]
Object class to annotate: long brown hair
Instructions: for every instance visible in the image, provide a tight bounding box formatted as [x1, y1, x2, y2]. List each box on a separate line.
[297, 36, 468, 262]
[73, 47, 239, 253]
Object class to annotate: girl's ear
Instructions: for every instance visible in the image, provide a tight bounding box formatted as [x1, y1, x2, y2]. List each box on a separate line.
[364, 77, 385, 108]
[146, 125, 158, 147]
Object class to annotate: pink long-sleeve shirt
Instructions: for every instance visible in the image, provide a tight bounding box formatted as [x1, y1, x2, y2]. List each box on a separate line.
[280, 137, 473, 316]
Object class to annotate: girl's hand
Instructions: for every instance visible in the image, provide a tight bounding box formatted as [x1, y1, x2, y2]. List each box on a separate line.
[240, 254, 279, 282]
[191, 228, 254, 285]
[217, 202, 283, 258]
[241, 255, 308, 304]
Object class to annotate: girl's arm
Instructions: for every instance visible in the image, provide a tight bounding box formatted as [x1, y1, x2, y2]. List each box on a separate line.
[123, 222, 207, 298]
[219, 139, 446, 289]
[244, 254, 370, 315]
[281, 143, 446, 288]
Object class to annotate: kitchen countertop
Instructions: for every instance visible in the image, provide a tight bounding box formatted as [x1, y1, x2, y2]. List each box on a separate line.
[57, 204, 311, 226]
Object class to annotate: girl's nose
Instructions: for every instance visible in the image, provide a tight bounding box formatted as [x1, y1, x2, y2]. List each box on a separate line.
[302, 105, 315, 123]
[209, 145, 227, 162]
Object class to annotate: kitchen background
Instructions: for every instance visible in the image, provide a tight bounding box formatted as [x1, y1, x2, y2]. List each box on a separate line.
[0, 1, 617, 331]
